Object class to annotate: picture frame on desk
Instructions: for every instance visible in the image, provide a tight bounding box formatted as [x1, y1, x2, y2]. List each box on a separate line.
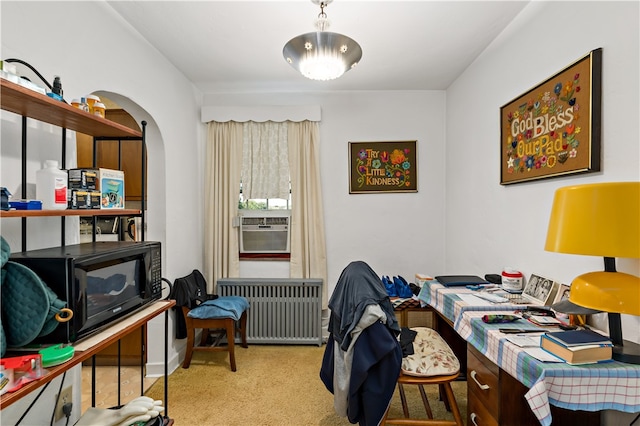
[523, 273, 559, 306]
[552, 283, 572, 322]
[553, 283, 571, 305]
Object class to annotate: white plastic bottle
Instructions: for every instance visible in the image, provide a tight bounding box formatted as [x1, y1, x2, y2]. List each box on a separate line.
[36, 160, 68, 210]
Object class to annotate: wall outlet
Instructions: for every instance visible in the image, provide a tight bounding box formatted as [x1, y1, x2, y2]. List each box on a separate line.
[54, 386, 73, 422]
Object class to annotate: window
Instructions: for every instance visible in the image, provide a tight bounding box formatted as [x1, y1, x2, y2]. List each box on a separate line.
[238, 182, 291, 258]
[238, 182, 291, 211]
[238, 121, 291, 257]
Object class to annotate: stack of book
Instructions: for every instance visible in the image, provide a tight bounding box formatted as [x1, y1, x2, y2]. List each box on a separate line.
[540, 329, 613, 365]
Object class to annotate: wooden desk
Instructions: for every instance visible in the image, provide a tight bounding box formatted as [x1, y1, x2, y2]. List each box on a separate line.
[1, 300, 174, 410]
[415, 281, 638, 425]
[466, 343, 600, 426]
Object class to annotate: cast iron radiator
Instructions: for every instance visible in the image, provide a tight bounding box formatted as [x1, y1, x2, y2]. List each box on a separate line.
[217, 278, 323, 346]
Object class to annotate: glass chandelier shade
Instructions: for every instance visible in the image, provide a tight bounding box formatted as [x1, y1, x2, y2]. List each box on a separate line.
[283, 1, 362, 81]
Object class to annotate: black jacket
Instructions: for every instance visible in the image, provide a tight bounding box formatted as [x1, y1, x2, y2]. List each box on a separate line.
[320, 320, 402, 425]
[328, 261, 400, 351]
[169, 269, 217, 339]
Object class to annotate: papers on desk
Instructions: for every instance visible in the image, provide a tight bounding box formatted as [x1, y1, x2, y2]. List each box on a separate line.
[504, 333, 564, 362]
[457, 293, 496, 306]
[524, 347, 564, 363]
[505, 334, 542, 347]
[526, 315, 563, 326]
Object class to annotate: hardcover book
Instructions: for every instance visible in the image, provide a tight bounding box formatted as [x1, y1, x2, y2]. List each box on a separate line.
[540, 334, 613, 365]
[544, 329, 612, 347]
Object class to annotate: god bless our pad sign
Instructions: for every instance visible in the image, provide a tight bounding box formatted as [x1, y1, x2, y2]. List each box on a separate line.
[500, 48, 602, 185]
[349, 140, 417, 194]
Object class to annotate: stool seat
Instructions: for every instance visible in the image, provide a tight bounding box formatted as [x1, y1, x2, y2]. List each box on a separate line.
[181, 296, 249, 372]
[383, 327, 463, 426]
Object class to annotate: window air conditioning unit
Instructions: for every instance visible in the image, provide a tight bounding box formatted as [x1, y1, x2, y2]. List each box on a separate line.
[239, 215, 290, 253]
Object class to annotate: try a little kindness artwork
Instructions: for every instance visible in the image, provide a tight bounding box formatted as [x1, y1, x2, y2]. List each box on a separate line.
[500, 49, 601, 185]
[349, 140, 417, 193]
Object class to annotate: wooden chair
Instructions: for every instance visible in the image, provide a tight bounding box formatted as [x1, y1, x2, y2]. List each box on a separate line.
[181, 302, 248, 372]
[382, 327, 464, 426]
[171, 270, 249, 372]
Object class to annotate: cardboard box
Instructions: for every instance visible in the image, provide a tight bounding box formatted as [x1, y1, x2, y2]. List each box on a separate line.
[67, 169, 97, 190]
[98, 169, 125, 209]
[67, 168, 124, 209]
[68, 168, 124, 209]
[415, 273, 434, 288]
[68, 190, 101, 209]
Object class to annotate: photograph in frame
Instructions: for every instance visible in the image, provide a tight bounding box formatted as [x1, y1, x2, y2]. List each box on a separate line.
[522, 273, 559, 306]
[553, 283, 571, 305]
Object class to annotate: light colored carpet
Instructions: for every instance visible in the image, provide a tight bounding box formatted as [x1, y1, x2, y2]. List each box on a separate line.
[145, 344, 467, 425]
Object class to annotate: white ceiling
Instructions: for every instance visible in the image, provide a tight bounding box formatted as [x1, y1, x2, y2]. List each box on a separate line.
[106, 1, 530, 93]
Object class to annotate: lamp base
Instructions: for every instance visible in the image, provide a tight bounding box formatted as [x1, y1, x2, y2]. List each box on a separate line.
[613, 339, 640, 364]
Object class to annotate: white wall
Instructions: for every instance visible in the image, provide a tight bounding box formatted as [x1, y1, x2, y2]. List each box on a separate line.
[1, 2, 203, 423]
[205, 91, 447, 296]
[1, 1, 638, 425]
[1, 1, 205, 276]
[446, 2, 639, 423]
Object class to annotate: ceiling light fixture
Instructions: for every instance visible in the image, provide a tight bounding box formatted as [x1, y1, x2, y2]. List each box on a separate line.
[283, 0, 362, 81]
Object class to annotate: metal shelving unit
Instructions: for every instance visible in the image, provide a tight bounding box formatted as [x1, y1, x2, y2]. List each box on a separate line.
[0, 77, 169, 423]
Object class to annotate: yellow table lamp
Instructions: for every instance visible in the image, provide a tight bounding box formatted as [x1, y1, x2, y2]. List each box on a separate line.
[545, 182, 640, 364]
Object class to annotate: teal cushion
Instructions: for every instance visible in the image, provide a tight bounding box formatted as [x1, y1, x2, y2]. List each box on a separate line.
[1, 236, 10, 268]
[2, 262, 49, 346]
[187, 296, 249, 321]
[1, 268, 5, 357]
[1, 261, 71, 347]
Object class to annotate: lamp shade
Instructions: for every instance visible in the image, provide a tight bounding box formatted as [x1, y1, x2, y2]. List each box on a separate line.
[545, 182, 640, 258]
[283, 0, 362, 81]
[569, 271, 640, 315]
[283, 31, 362, 81]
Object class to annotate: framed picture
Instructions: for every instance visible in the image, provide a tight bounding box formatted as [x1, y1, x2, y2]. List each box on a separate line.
[522, 273, 559, 306]
[500, 48, 602, 185]
[349, 140, 417, 193]
[553, 283, 571, 305]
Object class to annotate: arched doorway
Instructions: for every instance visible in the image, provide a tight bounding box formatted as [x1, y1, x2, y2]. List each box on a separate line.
[76, 96, 146, 243]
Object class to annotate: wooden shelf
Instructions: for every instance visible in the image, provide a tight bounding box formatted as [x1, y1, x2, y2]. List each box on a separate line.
[0, 79, 141, 139]
[0, 208, 141, 218]
[0, 76, 161, 420]
[0, 300, 175, 409]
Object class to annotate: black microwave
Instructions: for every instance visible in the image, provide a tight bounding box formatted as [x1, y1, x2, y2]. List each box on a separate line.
[9, 241, 162, 343]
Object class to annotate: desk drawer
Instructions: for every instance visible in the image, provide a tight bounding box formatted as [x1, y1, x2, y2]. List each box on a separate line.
[467, 345, 499, 413]
[468, 391, 499, 426]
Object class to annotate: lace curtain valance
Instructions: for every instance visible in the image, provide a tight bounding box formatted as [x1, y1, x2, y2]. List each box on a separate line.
[201, 105, 321, 123]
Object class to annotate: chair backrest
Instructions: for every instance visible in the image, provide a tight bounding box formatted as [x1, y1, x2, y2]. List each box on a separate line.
[328, 261, 400, 351]
[170, 269, 210, 308]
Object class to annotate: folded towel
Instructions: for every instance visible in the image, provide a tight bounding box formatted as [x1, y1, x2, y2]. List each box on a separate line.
[187, 296, 249, 321]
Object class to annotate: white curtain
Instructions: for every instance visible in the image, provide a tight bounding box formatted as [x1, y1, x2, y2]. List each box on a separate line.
[204, 119, 328, 307]
[242, 121, 290, 200]
[204, 121, 243, 293]
[288, 121, 328, 308]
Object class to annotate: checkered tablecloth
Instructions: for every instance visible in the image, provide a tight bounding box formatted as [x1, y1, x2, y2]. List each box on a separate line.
[416, 279, 525, 322]
[418, 280, 640, 426]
